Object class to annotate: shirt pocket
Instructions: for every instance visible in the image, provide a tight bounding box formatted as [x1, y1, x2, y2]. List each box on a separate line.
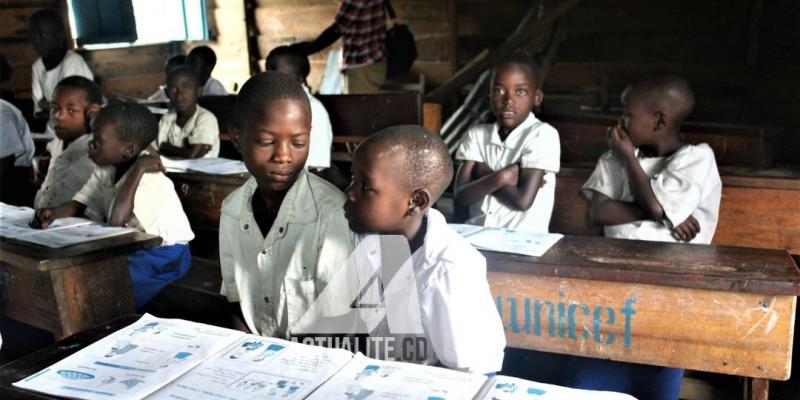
[284, 277, 317, 329]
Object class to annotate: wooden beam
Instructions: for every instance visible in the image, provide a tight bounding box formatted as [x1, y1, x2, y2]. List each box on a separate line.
[426, 0, 584, 102]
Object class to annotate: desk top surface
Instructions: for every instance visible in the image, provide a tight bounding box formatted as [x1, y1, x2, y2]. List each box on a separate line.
[0, 315, 139, 399]
[0, 232, 162, 272]
[485, 235, 800, 295]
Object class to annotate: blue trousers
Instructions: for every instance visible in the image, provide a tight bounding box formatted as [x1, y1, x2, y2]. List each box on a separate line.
[127, 243, 191, 309]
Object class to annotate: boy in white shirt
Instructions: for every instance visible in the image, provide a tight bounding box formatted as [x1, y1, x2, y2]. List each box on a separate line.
[35, 102, 194, 309]
[265, 46, 334, 172]
[343, 125, 506, 374]
[574, 74, 720, 400]
[455, 52, 560, 233]
[34, 76, 102, 208]
[146, 54, 187, 103]
[219, 72, 353, 338]
[29, 9, 93, 120]
[187, 46, 228, 96]
[155, 66, 220, 158]
[0, 99, 35, 205]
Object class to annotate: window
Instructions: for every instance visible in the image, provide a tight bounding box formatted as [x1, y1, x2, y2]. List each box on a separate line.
[68, 0, 208, 49]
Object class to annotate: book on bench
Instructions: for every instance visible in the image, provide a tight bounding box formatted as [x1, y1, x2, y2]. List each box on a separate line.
[0, 203, 135, 248]
[13, 314, 635, 400]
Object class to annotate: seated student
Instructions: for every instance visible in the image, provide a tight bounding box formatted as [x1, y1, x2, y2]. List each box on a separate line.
[575, 74, 721, 400]
[187, 46, 227, 96]
[34, 76, 102, 208]
[219, 71, 353, 337]
[266, 46, 333, 172]
[35, 102, 195, 309]
[155, 66, 220, 158]
[343, 125, 506, 374]
[454, 52, 560, 233]
[146, 54, 186, 103]
[0, 98, 35, 206]
[29, 8, 94, 121]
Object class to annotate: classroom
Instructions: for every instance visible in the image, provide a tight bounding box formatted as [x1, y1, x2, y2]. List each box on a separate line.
[0, 1, 798, 399]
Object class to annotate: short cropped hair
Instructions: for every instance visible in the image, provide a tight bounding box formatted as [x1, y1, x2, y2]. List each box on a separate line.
[30, 8, 65, 32]
[234, 71, 310, 131]
[164, 54, 186, 75]
[187, 46, 217, 67]
[492, 52, 542, 89]
[626, 73, 696, 124]
[167, 65, 200, 86]
[93, 102, 158, 148]
[55, 76, 103, 105]
[266, 46, 310, 80]
[361, 125, 453, 201]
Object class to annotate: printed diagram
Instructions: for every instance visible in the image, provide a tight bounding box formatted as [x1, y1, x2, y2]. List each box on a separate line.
[57, 370, 95, 380]
[340, 365, 401, 400]
[354, 365, 397, 380]
[230, 371, 309, 398]
[130, 321, 163, 337]
[225, 340, 286, 362]
[424, 388, 448, 400]
[119, 378, 145, 390]
[161, 345, 201, 368]
[105, 340, 138, 358]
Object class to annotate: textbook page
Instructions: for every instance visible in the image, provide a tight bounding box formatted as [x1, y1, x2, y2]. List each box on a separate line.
[161, 157, 248, 175]
[0, 203, 135, 248]
[451, 225, 563, 257]
[13, 314, 243, 400]
[475, 375, 637, 400]
[147, 335, 353, 400]
[306, 353, 487, 400]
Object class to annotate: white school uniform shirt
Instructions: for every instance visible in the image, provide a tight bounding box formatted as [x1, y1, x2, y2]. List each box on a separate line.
[455, 112, 560, 233]
[31, 50, 94, 114]
[156, 105, 220, 158]
[34, 134, 95, 208]
[359, 209, 506, 374]
[581, 144, 722, 244]
[218, 169, 355, 338]
[0, 99, 34, 167]
[72, 151, 194, 246]
[202, 76, 228, 96]
[304, 85, 333, 170]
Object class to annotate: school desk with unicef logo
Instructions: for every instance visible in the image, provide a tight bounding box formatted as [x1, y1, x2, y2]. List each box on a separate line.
[0, 233, 161, 339]
[486, 235, 800, 400]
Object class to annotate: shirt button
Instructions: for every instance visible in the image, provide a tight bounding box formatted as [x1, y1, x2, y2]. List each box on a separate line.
[243, 224, 249, 230]
[278, 227, 284, 234]
[261, 250, 267, 255]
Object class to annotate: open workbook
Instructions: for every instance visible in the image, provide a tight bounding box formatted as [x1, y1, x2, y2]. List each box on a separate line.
[449, 224, 564, 257]
[0, 203, 135, 248]
[161, 157, 248, 175]
[13, 315, 635, 400]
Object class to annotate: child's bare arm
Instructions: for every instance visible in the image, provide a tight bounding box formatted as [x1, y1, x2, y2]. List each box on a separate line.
[33, 201, 86, 228]
[454, 160, 517, 208]
[491, 167, 546, 211]
[672, 215, 700, 242]
[158, 143, 211, 159]
[609, 125, 665, 220]
[108, 154, 164, 226]
[588, 192, 647, 226]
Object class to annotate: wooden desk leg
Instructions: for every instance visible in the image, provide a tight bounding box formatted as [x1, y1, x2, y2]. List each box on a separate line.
[745, 378, 769, 400]
[51, 255, 136, 339]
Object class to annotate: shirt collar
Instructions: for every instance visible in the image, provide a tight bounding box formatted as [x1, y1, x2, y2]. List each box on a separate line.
[240, 168, 319, 226]
[489, 112, 539, 147]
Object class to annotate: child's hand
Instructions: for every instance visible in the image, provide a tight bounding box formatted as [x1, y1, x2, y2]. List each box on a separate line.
[32, 208, 55, 229]
[134, 154, 166, 174]
[608, 124, 636, 159]
[499, 163, 520, 187]
[672, 215, 700, 242]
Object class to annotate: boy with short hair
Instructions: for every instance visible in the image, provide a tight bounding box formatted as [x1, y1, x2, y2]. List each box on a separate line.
[29, 8, 93, 120]
[219, 71, 353, 338]
[187, 46, 227, 96]
[344, 125, 506, 374]
[34, 76, 102, 208]
[576, 74, 721, 399]
[146, 54, 186, 103]
[454, 52, 560, 233]
[266, 46, 333, 172]
[155, 66, 220, 158]
[35, 102, 195, 309]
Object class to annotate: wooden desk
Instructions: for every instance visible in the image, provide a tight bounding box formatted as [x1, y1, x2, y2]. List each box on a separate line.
[551, 166, 800, 254]
[0, 315, 139, 399]
[487, 236, 800, 399]
[0, 233, 161, 339]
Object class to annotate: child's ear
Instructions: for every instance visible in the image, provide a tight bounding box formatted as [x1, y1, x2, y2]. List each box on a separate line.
[654, 110, 667, 131]
[230, 128, 242, 153]
[86, 103, 101, 119]
[533, 89, 544, 107]
[122, 142, 138, 160]
[406, 189, 432, 216]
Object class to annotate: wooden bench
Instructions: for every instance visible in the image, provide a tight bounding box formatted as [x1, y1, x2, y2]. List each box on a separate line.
[547, 113, 786, 168]
[550, 166, 800, 254]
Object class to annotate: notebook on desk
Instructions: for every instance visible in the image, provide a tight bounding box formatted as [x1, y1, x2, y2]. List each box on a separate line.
[449, 223, 564, 257]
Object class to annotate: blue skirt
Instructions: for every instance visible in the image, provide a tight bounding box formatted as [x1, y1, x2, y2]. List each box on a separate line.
[127, 243, 191, 309]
